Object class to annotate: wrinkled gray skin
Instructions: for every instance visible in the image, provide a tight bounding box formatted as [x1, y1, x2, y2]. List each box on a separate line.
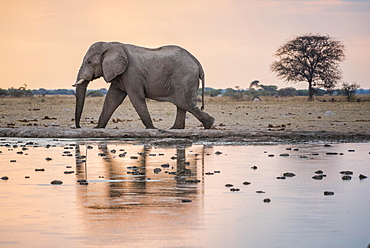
[74, 42, 215, 129]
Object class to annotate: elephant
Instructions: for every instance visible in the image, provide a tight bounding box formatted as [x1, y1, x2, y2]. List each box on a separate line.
[73, 41, 215, 130]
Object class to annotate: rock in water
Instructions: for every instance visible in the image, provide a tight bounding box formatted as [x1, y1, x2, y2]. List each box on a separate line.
[342, 175, 352, 180]
[359, 174, 367, 180]
[51, 180, 63, 185]
[324, 191, 334, 195]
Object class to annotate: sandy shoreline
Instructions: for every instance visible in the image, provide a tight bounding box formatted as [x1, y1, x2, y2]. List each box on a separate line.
[1, 96, 369, 142]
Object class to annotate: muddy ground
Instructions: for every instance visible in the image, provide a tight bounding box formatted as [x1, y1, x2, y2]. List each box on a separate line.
[0, 96, 369, 143]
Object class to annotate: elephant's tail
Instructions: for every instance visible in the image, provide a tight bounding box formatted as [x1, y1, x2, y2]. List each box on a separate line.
[199, 68, 205, 110]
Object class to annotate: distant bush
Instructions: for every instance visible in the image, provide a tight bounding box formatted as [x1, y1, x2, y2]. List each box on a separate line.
[87, 90, 104, 97]
[0, 88, 8, 96]
[278, 87, 297, 97]
[7, 87, 33, 97]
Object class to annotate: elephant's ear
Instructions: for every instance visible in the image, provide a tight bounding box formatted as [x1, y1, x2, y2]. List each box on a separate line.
[102, 45, 128, 82]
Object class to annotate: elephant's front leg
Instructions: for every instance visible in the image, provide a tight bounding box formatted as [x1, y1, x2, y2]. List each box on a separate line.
[96, 87, 127, 128]
[171, 106, 186, 129]
[128, 94, 156, 129]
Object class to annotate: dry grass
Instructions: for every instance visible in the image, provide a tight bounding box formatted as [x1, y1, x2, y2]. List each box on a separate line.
[1, 95, 370, 133]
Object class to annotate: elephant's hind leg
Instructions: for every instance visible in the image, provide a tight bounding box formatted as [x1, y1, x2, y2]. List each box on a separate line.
[170, 106, 186, 129]
[187, 107, 215, 129]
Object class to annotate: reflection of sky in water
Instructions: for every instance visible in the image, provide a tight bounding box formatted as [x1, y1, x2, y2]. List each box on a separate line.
[0, 139, 369, 247]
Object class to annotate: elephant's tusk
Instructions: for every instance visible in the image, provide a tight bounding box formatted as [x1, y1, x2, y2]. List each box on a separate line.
[72, 79, 85, 87]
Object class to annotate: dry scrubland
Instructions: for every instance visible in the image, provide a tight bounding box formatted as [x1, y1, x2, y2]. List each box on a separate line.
[1, 95, 370, 135]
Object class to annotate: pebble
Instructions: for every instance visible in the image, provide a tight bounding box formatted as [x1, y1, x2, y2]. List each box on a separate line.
[324, 191, 334, 195]
[348, 150, 355, 152]
[263, 198, 271, 203]
[45, 157, 52, 161]
[312, 175, 324, 180]
[251, 166, 257, 170]
[64, 171, 74, 174]
[279, 154, 289, 157]
[359, 174, 368, 180]
[225, 184, 234, 187]
[315, 170, 324, 174]
[77, 179, 89, 185]
[127, 166, 138, 170]
[340, 171, 353, 175]
[324, 144, 332, 147]
[25, 176, 30, 179]
[1, 176, 9, 180]
[243, 181, 251, 185]
[283, 172, 296, 177]
[268, 154, 275, 157]
[214, 171, 221, 173]
[35, 168, 45, 172]
[326, 152, 338, 155]
[181, 199, 192, 203]
[205, 172, 214, 175]
[185, 180, 201, 183]
[342, 175, 352, 180]
[215, 151, 222, 155]
[161, 163, 170, 168]
[10, 160, 16, 163]
[230, 188, 240, 192]
[154, 168, 162, 174]
[276, 176, 286, 180]
[256, 190, 265, 194]
[51, 180, 63, 185]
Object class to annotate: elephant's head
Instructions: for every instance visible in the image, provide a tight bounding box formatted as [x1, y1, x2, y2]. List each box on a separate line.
[73, 42, 128, 128]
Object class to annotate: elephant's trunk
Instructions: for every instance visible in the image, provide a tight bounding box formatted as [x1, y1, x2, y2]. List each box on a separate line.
[74, 80, 89, 128]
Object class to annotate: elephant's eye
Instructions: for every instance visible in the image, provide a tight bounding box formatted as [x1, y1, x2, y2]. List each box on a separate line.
[87, 61, 91, 64]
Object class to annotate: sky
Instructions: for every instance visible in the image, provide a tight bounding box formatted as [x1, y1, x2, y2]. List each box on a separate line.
[0, 0, 369, 90]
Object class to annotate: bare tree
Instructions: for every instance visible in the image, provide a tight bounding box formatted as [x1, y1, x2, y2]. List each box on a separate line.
[271, 34, 345, 101]
[342, 82, 360, 101]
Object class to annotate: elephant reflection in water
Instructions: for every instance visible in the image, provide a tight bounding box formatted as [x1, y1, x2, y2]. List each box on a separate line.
[74, 142, 206, 207]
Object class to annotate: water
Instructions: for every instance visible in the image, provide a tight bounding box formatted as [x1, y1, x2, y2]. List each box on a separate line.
[0, 139, 369, 248]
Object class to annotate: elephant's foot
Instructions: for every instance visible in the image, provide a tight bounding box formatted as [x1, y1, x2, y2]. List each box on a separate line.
[203, 117, 215, 129]
[170, 125, 185, 129]
[94, 126, 106, 129]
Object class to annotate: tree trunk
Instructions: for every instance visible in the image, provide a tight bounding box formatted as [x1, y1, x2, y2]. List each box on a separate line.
[308, 81, 314, 101]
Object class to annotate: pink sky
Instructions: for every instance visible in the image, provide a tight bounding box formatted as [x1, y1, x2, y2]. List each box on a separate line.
[0, 0, 369, 90]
